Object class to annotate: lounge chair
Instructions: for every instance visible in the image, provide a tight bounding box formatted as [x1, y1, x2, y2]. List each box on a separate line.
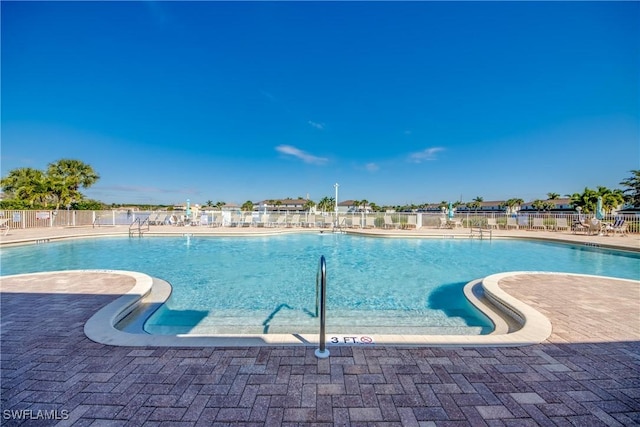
[365, 216, 376, 228]
[169, 215, 185, 226]
[147, 212, 160, 225]
[210, 215, 222, 227]
[487, 218, 499, 230]
[241, 214, 254, 227]
[604, 218, 627, 236]
[532, 218, 546, 231]
[587, 218, 604, 235]
[273, 215, 286, 227]
[287, 214, 300, 228]
[350, 217, 361, 228]
[383, 216, 397, 229]
[198, 214, 209, 227]
[404, 215, 417, 229]
[438, 217, 449, 229]
[0, 218, 10, 236]
[449, 218, 463, 228]
[322, 216, 334, 228]
[505, 217, 518, 230]
[572, 217, 589, 234]
[256, 214, 271, 227]
[554, 217, 570, 232]
[304, 214, 316, 228]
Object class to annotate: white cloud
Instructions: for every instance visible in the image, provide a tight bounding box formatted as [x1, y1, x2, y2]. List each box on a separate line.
[365, 163, 379, 172]
[275, 145, 328, 165]
[308, 120, 325, 130]
[408, 147, 445, 163]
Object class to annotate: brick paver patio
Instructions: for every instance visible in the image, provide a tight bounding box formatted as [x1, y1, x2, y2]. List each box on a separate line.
[2, 269, 639, 426]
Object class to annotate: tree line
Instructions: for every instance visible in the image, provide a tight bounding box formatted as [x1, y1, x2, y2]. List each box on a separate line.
[1, 160, 639, 213]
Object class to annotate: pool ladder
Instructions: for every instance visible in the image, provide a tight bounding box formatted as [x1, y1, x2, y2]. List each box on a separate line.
[315, 255, 329, 358]
[129, 217, 149, 237]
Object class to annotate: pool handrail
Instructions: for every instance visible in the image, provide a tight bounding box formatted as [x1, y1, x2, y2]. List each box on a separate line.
[315, 255, 329, 358]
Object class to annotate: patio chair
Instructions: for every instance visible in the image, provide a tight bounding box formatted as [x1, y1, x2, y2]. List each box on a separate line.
[304, 214, 316, 228]
[241, 214, 254, 227]
[487, 218, 499, 230]
[572, 217, 589, 234]
[0, 218, 10, 236]
[383, 216, 397, 229]
[449, 218, 463, 228]
[505, 217, 518, 230]
[350, 217, 361, 228]
[438, 217, 449, 229]
[273, 215, 286, 227]
[554, 217, 570, 232]
[604, 218, 627, 236]
[288, 214, 300, 227]
[210, 215, 222, 227]
[404, 215, 417, 229]
[587, 218, 604, 235]
[147, 212, 160, 225]
[365, 216, 376, 228]
[532, 218, 546, 231]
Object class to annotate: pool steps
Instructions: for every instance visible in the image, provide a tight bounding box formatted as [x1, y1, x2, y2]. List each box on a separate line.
[85, 269, 559, 347]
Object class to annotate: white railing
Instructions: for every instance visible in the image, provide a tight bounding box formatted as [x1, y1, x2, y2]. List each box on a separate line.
[0, 209, 638, 234]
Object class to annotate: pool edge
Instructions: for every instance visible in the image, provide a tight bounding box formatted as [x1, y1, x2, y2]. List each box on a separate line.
[76, 269, 598, 348]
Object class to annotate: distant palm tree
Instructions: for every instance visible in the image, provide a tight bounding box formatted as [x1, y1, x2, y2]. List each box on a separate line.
[303, 199, 316, 212]
[547, 192, 560, 200]
[317, 196, 335, 213]
[0, 167, 49, 207]
[241, 200, 254, 212]
[360, 199, 369, 211]
[47, 159, 100, 209]
[532, 199, 555, 211]
[205, 200, 214, 207]
[620, 170, 640, 207]
[597, 186, 625, 213]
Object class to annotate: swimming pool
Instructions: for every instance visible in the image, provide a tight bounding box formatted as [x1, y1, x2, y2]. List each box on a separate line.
[1, 234, 638, 336]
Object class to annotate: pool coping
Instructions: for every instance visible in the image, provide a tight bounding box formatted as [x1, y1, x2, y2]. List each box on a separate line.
[76, 269, 571, 348]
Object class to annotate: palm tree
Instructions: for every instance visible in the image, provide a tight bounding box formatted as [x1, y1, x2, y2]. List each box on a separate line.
[360, 199, 369, 212]
[47, 159, 99, 209]
[241, 200, 254, 212]
[205, 200, 214, 208]
[532, 199, 555, 212]
[547, 192, 560, 200]
[569, 187, 599, 213]
[596, 186, 625, 213]
[0, 167, 49, 207]
[619, 170, 640, 207]
[503, 198, 524, 214]
[317, 196, 335, 213]
[215, 201, 225, 210]
[303, 199, 316, 212]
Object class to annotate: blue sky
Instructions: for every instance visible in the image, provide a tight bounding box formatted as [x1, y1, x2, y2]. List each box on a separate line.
[2, 1, 638, 206]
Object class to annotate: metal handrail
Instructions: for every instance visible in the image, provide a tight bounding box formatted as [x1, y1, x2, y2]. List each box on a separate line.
[315, 255, 329, 358]
[129, 217, 150, 237]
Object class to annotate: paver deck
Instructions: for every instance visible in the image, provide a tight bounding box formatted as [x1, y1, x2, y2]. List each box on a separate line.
[1, 227, 639, 425]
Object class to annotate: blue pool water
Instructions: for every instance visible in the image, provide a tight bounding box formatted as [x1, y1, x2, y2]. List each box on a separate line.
[1, 235, 638, 335]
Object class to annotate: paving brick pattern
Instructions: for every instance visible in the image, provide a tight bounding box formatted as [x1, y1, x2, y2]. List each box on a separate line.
[1, 272, 639, 426]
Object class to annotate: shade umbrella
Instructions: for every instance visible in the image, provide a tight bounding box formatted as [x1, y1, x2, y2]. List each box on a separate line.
[186, 199, 191, 219]
[448, 202, 454, 220]
[595, 196, 604, 220]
